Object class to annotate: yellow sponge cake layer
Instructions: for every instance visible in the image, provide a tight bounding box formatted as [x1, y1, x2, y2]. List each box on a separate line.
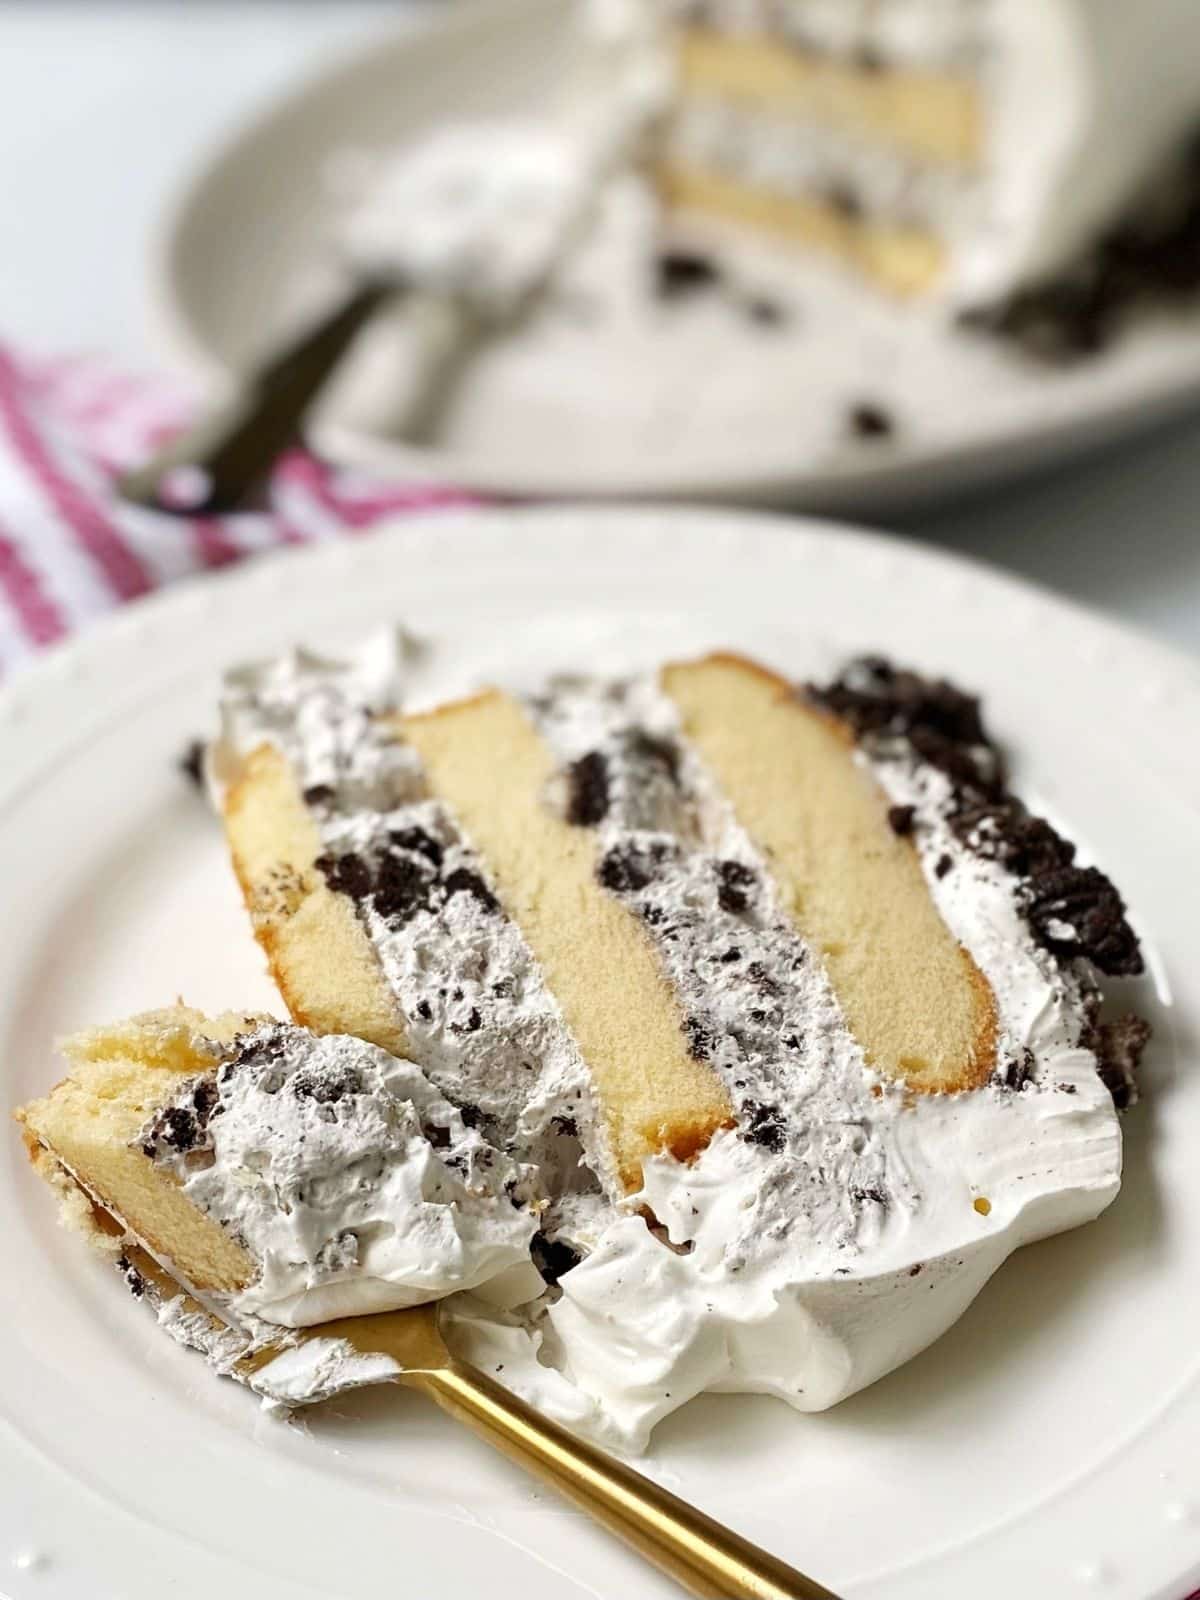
[656, 163, 946, 297]
[224, 744, 409, 1058]
[400, 692, 733, 1190]
[677, 29, 984, 168]
[15, 1009, 257, 1294]
[662, 654, 997, 1094]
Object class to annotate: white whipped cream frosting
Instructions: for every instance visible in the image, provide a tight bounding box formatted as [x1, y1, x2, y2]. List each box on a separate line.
[663, 0, 1200, 300]
[200, 635, 1127, 1450]
[339, 0, 670, 315]
[143, 1024, 542, 1328]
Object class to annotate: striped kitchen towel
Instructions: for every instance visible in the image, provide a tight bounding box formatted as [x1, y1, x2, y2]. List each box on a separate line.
[0, 346, 474, 673]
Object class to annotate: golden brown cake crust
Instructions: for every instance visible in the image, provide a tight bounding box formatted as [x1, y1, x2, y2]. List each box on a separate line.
[223, 744, 409, 1057]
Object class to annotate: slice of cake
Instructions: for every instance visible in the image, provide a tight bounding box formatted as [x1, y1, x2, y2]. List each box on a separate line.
[655, 0, 1200, 300]
[201, 638, 1147, 1443]
[17, 640, 1147, 1448]
[16, 1007, 542, 1331]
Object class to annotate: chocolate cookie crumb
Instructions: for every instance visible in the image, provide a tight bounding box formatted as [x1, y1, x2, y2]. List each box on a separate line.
[116, 1254, 147, 1299]
[1092, 1013, 1152, 1110]
[315, 850, 373, 905]
[849, 402, 895, 440]
[565, 750, 610, 826]
[389, 826, 444, 867]
[716, 859, 757, 915]
[742, 1100, 786, 1153]
[744, 293, 788, 327]
[442, 867, 500, 914]
[684, 1015, 716, 1060]
[887, 804, 917, 837]
[303, 783, 335, 808]
[935, 853, 954, 879]
[655, 248, 722, 299]
[998, 1048, 1036, 1092]
[178, 740, 205, 791]
[1023, 864, 1143, 976]
[531, 1231, 583, 1286]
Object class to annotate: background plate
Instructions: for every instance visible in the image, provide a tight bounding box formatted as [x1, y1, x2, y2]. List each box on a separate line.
[1, 506, 1198, 1599]
[151, 0, 1200, 508]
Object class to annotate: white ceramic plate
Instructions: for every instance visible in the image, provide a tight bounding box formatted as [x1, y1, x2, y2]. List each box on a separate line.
[1, 506, 1198, 1600]
[151, 0, 1200, 510]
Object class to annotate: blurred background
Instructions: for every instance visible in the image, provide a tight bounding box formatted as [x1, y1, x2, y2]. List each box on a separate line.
[1, 0, 1198, 657]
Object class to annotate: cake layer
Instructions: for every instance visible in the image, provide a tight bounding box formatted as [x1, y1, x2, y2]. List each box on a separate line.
[16, 1009, 258, 1294]
[657, 160, 946, 295]
[17, 1008, 542, 1327]
[662, 653, 997, 1093]
[676, 28, 983, 167]
[401, 692, 734, 1191]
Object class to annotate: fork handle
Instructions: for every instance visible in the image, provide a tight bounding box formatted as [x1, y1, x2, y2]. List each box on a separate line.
[117, 279, 392, 516]
[415, 1361, 840, 1600]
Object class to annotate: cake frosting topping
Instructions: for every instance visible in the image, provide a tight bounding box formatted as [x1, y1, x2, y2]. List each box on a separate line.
[197, 636, 1145, 1449]
[141, 1022, 542, 1328]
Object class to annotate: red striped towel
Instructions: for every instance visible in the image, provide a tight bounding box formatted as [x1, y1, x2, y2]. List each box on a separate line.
[0, 348, 473, 673]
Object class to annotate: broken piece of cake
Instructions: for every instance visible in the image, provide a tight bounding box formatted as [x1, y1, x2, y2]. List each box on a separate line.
[16, 1007, 542, 1338]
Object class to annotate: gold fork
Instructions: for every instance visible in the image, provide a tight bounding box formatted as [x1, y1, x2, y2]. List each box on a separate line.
[120, 1240, 840, 1599]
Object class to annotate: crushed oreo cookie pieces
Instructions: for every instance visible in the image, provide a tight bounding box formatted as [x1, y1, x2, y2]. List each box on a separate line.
[565, 750, 610, 826]
[826, 182, 863, 221]
[178, 740, 206, 791]
[715, 858, 757, 915]
[807, 656, 998, 787]
[141, 1103, 199, 1158]
[1090, 1013, 1152, 1109]
[1022, 864, 1143, 977]
[316, 841, 499, 926]
[807, 657, 1144, 977]
[116, 1254, 147, 1299]
[531, 1230, 583, 1286]
[998, 1048, 1036, 1092]
[302, 783, 336, 809]
[597, 839, 674, 895]
[741, 1100, 786, 1154]
[957, 134, 1200, 364]
[684, 1014, 717, 1061]
[442, 867, 500, 913]
[389, 826, 444, 867]
[848, 401, 894, 440]
[315, 849, 373, 905]
[887, 804, 917, 837]
[743, 293, 789, 327]
[655, 248, 722, 299]
[371, 851, 437, 924]
[292, 1064, 364, 1104]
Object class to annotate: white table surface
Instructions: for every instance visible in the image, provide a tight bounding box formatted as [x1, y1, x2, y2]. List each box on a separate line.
[1, 0, 1198, 661]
